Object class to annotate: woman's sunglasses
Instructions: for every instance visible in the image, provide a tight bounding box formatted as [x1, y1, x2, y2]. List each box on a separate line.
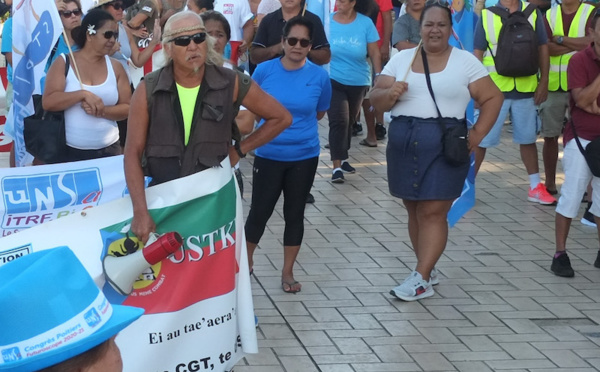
[108, 2, 124, 10]
[425, 0, 450, 7]
[60, 9, 82, 18]
[169, 32, 207, 47]
[102, 30, 119, 40]
[285, 37, 311, 48]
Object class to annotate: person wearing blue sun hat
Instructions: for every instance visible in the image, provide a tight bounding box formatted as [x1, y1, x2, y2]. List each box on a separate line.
[0, 246, 144, 372]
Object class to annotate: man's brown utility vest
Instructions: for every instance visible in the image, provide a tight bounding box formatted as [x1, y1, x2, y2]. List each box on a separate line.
[143, 63, 250, 185]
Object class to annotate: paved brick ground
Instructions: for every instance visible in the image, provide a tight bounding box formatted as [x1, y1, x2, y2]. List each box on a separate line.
[2, 117, 599, 371]
[233, 119, 600, 371]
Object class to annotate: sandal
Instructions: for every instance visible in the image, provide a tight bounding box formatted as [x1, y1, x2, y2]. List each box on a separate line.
[359, 139, 377, 147]
[282, 280, 302, 293]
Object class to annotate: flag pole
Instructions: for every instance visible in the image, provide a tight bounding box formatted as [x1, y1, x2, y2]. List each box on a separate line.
[402, 40, 422, 81]
[62, 29, 84, 90]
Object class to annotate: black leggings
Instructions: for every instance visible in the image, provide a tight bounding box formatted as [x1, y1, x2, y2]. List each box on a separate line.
[245, 156, 318, 246]
[328, 79, 368, 161]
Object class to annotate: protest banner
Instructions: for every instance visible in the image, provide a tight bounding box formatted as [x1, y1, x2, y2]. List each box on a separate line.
[4, 0, 63, 166]
[0, 155, 130, 237]
[0, 158, 258, 372]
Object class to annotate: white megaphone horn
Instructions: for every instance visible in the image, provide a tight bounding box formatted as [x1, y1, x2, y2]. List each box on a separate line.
[103, 232, 183, 295]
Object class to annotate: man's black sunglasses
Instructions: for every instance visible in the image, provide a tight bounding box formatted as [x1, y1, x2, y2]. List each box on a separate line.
[60, 9, 82, 17]
[285, 37, 311, 48]
[169, 32, 207, 47]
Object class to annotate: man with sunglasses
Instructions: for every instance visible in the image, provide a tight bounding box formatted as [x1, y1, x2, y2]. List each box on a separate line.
[124, 11, 292, 244]
[250, 0, 330, 66]
[551, 10, 600, 278]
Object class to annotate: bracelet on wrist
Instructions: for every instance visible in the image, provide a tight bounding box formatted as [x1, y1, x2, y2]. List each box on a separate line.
[234, 141, 246, 158]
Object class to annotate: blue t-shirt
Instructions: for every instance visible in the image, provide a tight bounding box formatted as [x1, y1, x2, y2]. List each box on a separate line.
[253, 58, 332, 162]
[329, 12, 379, 86]
[45, 35, 81, 72]
[1, 17, 12, 83]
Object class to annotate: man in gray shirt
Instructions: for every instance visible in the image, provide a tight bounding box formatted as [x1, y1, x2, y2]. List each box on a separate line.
[392, 0, 423, 50]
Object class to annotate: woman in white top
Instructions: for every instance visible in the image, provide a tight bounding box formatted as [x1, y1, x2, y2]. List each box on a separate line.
[43, 9, 132, 162]
[370, 1, 502, 302]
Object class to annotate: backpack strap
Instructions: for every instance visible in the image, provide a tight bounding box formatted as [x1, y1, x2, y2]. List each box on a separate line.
[522, 3, 536, 19]
[487, 6, 510, 21]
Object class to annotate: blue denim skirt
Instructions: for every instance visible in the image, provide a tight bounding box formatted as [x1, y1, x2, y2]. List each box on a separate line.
[387, 116, 469, 200]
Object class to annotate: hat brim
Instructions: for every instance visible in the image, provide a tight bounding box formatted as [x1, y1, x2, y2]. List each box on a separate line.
[92, 0, 135, 10]
[0, 305, 143, 372]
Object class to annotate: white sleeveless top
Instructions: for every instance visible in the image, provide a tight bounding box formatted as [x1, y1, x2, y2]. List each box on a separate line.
[63, 54, 120, 149]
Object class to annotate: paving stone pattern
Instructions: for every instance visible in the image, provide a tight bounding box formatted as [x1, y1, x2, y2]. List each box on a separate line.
[233, 119, 600, 371]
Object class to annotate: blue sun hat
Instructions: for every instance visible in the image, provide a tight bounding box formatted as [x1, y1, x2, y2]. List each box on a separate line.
[0, 247, 144, 372]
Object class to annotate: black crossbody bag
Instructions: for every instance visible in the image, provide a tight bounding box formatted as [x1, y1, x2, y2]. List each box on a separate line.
[570, 118, 600, 177]
[421, 48, 469, 166]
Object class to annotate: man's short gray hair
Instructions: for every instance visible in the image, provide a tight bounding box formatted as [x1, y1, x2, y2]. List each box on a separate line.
[162, 11, 223, 66]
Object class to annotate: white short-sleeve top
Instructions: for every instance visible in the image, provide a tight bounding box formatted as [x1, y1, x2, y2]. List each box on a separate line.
[381, 47, 488, 119]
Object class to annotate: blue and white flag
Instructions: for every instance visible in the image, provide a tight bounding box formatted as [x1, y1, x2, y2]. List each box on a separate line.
[447, 0, 477, 227]
[5, 0, 63, 166]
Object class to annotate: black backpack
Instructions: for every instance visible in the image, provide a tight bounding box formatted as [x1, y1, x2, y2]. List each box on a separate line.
[487, 4, 539, 77]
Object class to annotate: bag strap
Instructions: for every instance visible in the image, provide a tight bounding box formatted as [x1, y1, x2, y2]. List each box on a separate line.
[569, 117, 588, 157]
[64, 54, 70, 77]
[421, 47, 446, 132]
[522, 3, 536, 19]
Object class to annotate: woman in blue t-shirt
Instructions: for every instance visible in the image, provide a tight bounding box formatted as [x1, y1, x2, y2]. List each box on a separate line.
[328, 0, 381, 183]
[245, 16, 332, 294]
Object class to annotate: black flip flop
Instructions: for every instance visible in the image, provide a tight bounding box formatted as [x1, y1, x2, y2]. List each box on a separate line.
[359, 139, 377, 147]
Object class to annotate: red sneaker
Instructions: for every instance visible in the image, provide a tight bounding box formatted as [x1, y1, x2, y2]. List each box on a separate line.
[528, 183, 557, 205]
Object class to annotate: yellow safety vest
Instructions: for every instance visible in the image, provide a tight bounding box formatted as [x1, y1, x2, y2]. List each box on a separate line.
[546, 4, 594, 91]
[482, 2, 539, 93]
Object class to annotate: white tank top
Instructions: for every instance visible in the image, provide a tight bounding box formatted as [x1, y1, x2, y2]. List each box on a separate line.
[63, 54, 120, 150]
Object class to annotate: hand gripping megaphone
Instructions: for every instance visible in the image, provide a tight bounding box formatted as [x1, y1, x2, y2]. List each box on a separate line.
[103, 232, 183, 295]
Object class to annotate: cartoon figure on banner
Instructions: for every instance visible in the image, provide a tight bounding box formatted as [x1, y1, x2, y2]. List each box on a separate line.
[112, 232, 141, 257]
[102, 227, 183, 295]
[106, 234, 163, 291]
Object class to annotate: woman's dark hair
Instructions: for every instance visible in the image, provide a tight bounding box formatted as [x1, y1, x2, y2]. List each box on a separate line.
[200, 10, 231, 41]
[37, 339, 112, 372]
[71, 9, 115, 48]
[591, 8, 600, 30]
[419, 2, 453, 26]
[282, 16, 314, 41]
[191, 0, 215, 11]
[354, 0, 380, 18]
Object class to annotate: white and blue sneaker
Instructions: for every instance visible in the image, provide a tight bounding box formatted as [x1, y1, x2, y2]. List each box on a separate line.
[390, 271, 434, 301]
